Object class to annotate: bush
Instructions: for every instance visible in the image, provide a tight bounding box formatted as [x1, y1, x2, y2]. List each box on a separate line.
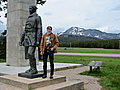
[0, 36, 6, 59]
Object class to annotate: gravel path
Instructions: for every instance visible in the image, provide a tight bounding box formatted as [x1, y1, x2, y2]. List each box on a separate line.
[55, 66, 102, 90]
[56, 53, 120, 57]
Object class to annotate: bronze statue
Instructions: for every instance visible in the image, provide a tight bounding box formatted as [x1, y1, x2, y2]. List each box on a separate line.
[19, 5, 42, 76]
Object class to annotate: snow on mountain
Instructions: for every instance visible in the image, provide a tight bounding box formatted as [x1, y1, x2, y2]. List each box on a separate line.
[58, 27, 120, 40]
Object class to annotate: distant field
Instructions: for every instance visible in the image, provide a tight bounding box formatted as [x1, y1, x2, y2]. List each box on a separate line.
[54, 55, 120, 65]
[57, 47, 120, 54]
[54, 55, 120, 90]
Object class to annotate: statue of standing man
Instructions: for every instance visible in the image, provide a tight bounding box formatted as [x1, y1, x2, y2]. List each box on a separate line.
[19, 5, 42, 75]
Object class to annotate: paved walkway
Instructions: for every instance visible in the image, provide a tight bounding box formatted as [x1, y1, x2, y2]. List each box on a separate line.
[56, 53, 120, 57]
[0, 62, 82, 75]
[55, 66, 102, 90]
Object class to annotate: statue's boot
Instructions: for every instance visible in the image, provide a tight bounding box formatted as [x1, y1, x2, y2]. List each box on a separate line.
[25, 68, 32, 73]
[29, 60, 38, 74]
[26, 52, 38, 74]
[25, 62, 38, 74]
[29, 56, 38, 74]
[29, 68, 38, 74]
[25, 55, 32, 73]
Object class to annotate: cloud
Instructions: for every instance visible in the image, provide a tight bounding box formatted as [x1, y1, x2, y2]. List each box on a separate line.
[110, 4, 120, 11]
[43, 12, 52, 16]
[36, 0, 120, 33]
[0, 0, 120, 34]
[97, 25, 120, 33]
[53, 27, 65, 34]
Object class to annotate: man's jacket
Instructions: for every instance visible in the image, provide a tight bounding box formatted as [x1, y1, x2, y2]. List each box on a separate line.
[20, 12, 42, 47]
[40, 33, 59, 54]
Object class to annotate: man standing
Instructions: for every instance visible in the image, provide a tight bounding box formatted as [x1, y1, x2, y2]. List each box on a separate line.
[40, 26, 59, 79]
[19, 5, 42, 75]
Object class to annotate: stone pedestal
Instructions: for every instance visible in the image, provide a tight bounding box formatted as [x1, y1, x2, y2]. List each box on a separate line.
[6, 0, 38, 67]
[0, 74, 84, 90]
[0, 75, 66, 90]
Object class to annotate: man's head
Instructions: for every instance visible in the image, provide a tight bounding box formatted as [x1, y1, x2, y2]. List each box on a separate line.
[29, 5, 37, 14]
[47, 26, 52, 34]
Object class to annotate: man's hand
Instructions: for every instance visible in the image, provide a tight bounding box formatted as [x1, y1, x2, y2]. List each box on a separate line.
[50, 48, 54, 51]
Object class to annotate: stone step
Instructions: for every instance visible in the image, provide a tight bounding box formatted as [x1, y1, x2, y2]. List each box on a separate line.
[35, 81, 84, 90]
[0, 74, 66, 90]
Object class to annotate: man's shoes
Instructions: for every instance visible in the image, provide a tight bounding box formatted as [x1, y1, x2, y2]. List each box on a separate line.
[50, 75, 53, 79]
[42, 75, 47, 79]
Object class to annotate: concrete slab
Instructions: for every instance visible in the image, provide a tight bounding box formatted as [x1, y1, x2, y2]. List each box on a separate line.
[0, 62, 82, 75]
[35, 81, 84, 90]
[0, 74, 66, 90]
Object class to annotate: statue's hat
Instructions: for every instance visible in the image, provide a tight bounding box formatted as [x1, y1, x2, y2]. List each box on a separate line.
[29, 5, 38, 10]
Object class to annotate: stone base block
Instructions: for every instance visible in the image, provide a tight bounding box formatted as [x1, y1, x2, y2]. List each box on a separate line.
[0, 74, 66, 90]
[36, 81, 84, 90]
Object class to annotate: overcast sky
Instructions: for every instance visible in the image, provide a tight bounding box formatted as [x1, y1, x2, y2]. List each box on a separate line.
[1, 0, 120, 34]
[37, 0, 120, 33]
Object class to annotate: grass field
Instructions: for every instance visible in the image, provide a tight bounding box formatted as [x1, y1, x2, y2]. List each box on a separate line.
[57, 47, 120, 54]
[54, 55, 120, 90]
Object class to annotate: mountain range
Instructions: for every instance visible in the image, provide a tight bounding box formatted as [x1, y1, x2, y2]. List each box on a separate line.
[57, 27, 120, 40]
[58, 34, 99, 42]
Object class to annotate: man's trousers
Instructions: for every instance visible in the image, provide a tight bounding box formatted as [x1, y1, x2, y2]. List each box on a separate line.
[43, 49, 54, 76]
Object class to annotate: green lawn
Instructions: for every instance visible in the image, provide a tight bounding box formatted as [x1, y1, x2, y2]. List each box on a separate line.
[57, 47, 120, 54]
[55, 55, 120, 90]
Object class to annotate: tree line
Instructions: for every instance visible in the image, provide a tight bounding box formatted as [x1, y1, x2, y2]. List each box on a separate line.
[59, 39, 120, 49]
[0, 35, 120, 59]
